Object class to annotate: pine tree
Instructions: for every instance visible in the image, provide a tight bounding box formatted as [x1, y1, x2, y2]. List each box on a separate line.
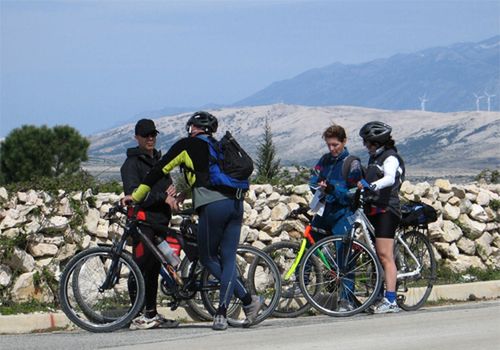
[255, 118, 281, 183]
[0, 125, 90, 184]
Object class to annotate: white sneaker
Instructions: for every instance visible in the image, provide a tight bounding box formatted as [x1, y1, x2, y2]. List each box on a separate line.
[130, 315, 161, 330]
[373, 298, 400, 314]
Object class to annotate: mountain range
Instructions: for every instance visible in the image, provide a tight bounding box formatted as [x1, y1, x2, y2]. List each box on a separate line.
[88, 104, 500, 177]
[88, 37, 500, 178]
[234, 36, 500, 112]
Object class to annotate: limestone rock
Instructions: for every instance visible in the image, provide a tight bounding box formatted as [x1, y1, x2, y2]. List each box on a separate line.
[260, 206, 272, 222]
[435, 179, 452, 193]
[443, 203, 460, 221]
[438, 192, 454, 203]
[271, 203, 289, 221]
[458, 214, 486, 240]
[84, 208, 101, 235]
[443, 255, 485, 273]
[11, 271, 54, 303]
[55, 244, 78, 262]
[0, 187, 8, 201]
[469, 204, 489, 223]
[267, 192, 281, 208]
[7, 247, 35, 272]
[243, 209, 258, 227]
[459, 198, 472, 214]
[293, 184, 310, 195]
[441, 220, 463, 242]
[258, 231, 273, 243]
[475, 232, 493, 261]
[0, 264, 12, 287]
[456, 237, 476, 255]
[289, 194, 307, 205]
[400, 181, 414, 194]
[43, 216, 69, 233]
[57, 197, 73, 216]
[95, 219, 110, 238]
[246, 190, 257, 206]
[28, 242, 58, 257]
[451, 186, 466, 199]
[448, 197, 460, 206]
[476, 190, 491, 206]
[251, 240, 266, 250]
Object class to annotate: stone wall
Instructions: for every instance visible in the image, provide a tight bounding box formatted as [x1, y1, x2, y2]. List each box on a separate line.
[0, 180, 499, 304]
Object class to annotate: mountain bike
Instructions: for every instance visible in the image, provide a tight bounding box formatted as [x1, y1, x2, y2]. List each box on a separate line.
[297, 188, 436, 317]
[59, 203, 281, 332]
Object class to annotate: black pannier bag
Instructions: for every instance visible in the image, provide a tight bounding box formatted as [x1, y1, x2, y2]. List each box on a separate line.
[400, 201, 438, 226]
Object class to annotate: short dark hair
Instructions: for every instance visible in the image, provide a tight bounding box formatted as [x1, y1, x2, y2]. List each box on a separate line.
[322, 124, 347, 142]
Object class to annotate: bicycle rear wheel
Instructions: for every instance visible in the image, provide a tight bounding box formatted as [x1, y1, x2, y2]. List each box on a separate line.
[201, 245, 281, 327]
[395, 230, 436, 311]
[59, 247, 145, 332]
[264, 241, 321, 318]
[298, 236, 383, 317]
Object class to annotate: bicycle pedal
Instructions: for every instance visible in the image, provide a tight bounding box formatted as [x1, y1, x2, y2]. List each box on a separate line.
[167, 302, 179, 311]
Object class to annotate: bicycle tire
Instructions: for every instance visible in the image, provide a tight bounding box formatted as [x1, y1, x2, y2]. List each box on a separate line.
[59, 247, 145, 332]
[201, 245, 281, 327]
[298, 235, 383, 317]
[264, 241, 321, 318]
[180, 257, 216, 322]
[70, 258, 126, 325]
[395, 230, 436, 311]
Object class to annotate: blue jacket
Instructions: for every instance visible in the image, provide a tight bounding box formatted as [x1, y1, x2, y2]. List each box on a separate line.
[309, 148, 362, 236]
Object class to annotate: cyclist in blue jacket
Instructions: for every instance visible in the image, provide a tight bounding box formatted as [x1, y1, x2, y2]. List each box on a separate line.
[284, 124, 362, 311]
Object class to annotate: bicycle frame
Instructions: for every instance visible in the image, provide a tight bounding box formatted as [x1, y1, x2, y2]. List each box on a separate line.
[283, 215, 333, 281]
[99, 207, 183, 293]
[347, 192, 425, 282]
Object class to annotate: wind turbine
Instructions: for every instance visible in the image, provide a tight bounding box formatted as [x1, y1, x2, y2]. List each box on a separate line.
[419, 94, 428, 111]
[484, 91, 496, 112]
[473, 93, 484, 111]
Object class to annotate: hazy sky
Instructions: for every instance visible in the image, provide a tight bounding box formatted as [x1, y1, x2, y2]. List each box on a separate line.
[1, 0, 499, 137]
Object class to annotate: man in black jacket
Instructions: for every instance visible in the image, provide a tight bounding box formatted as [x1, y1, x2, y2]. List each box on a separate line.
[120, 118, 179, 329]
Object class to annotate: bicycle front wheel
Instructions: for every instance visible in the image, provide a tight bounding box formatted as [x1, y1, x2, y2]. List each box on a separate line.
[395, 230, 436, 311]
[59, 247, 145, 332]
[201, 245, 282, 327]
[298, 236, 383, 317]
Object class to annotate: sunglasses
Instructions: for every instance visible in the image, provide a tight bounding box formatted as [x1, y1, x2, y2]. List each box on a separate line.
[140, 133, 157, 138]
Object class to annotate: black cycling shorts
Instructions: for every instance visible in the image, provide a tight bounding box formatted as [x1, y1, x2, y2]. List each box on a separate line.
[368, 211, 400, 239]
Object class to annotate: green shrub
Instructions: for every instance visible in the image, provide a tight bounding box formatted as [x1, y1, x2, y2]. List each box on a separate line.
[490, 199, 500, 211]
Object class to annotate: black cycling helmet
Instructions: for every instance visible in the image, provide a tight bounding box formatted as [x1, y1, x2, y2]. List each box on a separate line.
[359, 121, 392, 144]
[185, 111, 218, 134]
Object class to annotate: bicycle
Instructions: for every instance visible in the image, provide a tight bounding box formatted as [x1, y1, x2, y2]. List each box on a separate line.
[263, 204, 326, 318]
[59, 203, 282, 332]
[297, 188, 436, 317]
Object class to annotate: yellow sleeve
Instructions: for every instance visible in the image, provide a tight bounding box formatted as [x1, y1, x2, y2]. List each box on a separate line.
[131, 184, 151, 202]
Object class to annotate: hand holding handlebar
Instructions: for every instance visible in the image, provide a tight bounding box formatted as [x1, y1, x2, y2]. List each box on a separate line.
[120, 195, 134, 206]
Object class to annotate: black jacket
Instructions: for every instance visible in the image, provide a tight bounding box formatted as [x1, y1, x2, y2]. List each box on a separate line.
[120, 147, 173, 225]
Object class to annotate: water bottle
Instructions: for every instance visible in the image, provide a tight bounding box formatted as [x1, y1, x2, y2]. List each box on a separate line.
[160, 265, 175, 289]
[156, 239, 181, 268]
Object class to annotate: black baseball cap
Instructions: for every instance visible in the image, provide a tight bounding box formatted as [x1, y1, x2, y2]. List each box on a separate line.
[135, 119, 159, 137]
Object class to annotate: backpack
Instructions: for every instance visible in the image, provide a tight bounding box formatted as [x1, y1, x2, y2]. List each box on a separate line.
[196, 131, 254, 196]
[341, 155, 364, 182]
